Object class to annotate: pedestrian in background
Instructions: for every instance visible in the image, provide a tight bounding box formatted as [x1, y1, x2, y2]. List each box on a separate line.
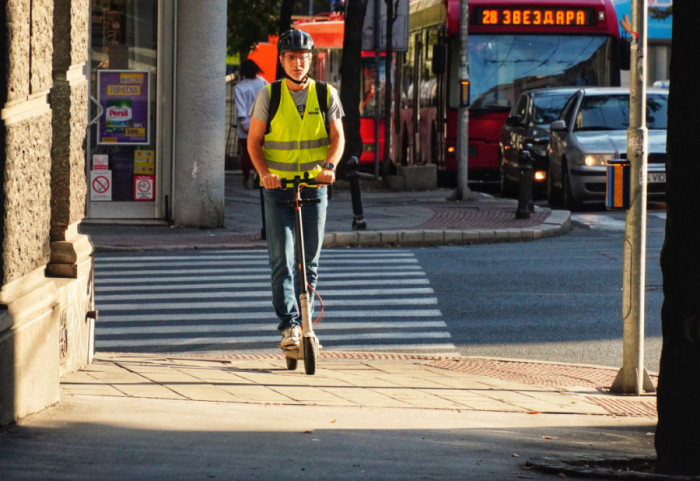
[247, 29, 345, 351]
[234, 59, 268, 188]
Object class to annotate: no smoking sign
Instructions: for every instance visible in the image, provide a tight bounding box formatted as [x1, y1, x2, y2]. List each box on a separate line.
[90, 170, 112, 201]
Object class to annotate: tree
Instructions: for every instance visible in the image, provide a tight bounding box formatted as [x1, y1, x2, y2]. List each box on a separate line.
[338, 0, 369, 175]
[655, 0, 700, 475]
[227, 0, 280, 58]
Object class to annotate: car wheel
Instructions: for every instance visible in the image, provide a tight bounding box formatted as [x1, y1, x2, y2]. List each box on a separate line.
[499, 155, 518, 198]
[562, 164, 582, 211]
[546, 165, 562, 207]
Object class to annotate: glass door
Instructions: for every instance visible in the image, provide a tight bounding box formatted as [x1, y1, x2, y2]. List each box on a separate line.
[87, 0, 170, 220]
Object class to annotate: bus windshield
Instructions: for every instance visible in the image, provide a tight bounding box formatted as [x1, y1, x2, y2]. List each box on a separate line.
[449, 34, 616, 111]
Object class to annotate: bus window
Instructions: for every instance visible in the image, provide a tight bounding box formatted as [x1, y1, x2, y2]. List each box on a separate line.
[360, 58, 386, 118]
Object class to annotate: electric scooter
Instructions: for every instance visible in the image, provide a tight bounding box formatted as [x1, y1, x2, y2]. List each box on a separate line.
[277, 173, 327, 375]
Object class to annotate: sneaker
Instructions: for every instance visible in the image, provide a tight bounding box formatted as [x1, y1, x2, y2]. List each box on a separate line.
[280, 326, 301, 349]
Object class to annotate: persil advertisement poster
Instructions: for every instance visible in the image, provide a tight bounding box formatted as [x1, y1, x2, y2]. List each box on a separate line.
[97, 70, 150, 145]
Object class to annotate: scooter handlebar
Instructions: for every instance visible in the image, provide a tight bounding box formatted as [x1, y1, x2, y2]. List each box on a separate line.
[280, 174, 329, 189]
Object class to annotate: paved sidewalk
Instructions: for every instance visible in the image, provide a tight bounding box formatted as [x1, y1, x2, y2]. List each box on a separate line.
[0, 352, 657, 480]
[80, 173, 571, 251]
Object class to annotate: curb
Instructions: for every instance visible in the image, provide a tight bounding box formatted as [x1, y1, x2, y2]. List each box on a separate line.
[88, 210, 571, 252]
[320, 209, 570, 248]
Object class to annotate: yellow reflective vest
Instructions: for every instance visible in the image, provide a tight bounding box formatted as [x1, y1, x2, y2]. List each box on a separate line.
[262, 80, 330, 181]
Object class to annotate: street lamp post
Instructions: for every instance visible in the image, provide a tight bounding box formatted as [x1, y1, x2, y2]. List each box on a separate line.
[454, 0, 471, 200]
[611, 0, 656, 395]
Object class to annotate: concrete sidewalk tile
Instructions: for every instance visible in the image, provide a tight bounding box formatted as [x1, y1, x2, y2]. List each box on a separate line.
[420, 388, 504, 408]
[478, 390, 557, 412]
[271, 386, 356, 405]
[328, 370, 411, 389]
[88, 361, 186, 399]
[323, 386, 414, 408]
[125, 366, 240, 402]
[60, 370, 126, 397]
[371, 374, 459, 390]
[220, 383, 298, 403]
[371, 387, 464, 409]
[227, 359, 285, 371]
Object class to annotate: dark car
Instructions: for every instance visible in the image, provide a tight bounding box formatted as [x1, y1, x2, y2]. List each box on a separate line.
[547, 87, 668, 209]
[498, 87, 579, 198]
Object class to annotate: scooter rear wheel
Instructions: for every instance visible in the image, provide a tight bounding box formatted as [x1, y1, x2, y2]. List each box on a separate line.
[286, 356, 298, 371]
[303, 337, 316, 375]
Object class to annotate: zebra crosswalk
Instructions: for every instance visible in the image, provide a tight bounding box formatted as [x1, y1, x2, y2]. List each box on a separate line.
[94, 249, 456, 355]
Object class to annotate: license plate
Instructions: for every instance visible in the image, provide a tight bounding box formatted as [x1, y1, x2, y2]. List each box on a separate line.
[648, 172, 666, 183]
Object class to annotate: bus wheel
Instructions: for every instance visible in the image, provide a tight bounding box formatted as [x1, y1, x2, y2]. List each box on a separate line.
[429, 123, 439, 167]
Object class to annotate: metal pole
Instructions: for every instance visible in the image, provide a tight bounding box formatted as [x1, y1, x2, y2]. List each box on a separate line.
[374, 0, 381, 180]
[454, 0, 470, 200]
[611, 0, 655, 395]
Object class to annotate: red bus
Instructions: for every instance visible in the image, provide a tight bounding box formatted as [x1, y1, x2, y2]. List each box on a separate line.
[397, 0, 626, 185]
[294, 15, 387, 167]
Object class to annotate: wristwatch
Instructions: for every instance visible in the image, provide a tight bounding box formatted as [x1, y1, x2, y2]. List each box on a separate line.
[323, 162, 336, 171]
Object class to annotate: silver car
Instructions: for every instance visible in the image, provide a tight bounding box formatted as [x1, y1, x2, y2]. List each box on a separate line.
[547, 87, 668, 209]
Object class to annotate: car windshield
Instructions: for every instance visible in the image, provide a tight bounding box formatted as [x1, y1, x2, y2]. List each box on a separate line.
[574, 93, 668, 131]
[532, 93, 575, 126]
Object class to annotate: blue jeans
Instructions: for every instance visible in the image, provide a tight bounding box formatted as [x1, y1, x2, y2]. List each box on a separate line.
[263, 186, 328, 332]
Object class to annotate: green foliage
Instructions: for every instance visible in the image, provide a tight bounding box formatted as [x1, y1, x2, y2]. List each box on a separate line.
[228, 0, 281, 57]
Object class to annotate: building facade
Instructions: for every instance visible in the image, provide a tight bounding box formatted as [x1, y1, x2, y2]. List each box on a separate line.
[1, 0, 227, 424]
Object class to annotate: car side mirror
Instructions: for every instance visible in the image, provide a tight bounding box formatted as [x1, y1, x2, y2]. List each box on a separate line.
[550, 120, 567, 131]
[505, 116, 524, 127]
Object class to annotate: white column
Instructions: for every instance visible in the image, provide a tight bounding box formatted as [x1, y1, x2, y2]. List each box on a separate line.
[173, 0, 227, 227]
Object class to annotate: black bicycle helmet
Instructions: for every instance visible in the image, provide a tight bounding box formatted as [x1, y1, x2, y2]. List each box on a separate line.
[277, 29, 314, 54]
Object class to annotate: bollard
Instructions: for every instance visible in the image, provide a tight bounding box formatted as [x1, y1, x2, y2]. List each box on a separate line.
[347, 156, 367, 230]
[515, 148, 534, 220]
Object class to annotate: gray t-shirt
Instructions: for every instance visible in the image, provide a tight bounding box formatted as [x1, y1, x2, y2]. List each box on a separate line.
[249, 81, 344, 124]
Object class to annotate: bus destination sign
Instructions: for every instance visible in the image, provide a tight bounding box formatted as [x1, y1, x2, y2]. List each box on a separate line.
[473, 7, 597, 27]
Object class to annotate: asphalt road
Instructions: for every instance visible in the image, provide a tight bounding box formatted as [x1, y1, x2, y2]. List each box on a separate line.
[417, 209, 666, 370]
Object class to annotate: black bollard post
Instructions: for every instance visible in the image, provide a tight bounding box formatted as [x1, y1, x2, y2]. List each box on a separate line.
[515, 148, 534, 219]
[347, 156, 367, 230]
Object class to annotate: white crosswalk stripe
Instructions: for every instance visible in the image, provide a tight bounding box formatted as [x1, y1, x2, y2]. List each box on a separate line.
[94, 249, 456, 355]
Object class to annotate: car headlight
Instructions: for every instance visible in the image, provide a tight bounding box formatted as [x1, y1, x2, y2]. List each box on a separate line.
[583, 154, 611, 167]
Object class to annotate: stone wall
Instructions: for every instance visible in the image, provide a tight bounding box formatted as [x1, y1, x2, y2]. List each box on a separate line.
[1, 0, 95, 425]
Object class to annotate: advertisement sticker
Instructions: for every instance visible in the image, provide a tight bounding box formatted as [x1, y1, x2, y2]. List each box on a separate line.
[97, 70, 150, 145]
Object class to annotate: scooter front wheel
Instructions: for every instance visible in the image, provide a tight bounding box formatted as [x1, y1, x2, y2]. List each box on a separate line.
[303, 337, 317, 375]
[285, 356, 298, 371]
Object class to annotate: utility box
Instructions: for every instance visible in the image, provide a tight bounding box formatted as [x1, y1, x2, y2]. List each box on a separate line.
[606, 159, 630, 210]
